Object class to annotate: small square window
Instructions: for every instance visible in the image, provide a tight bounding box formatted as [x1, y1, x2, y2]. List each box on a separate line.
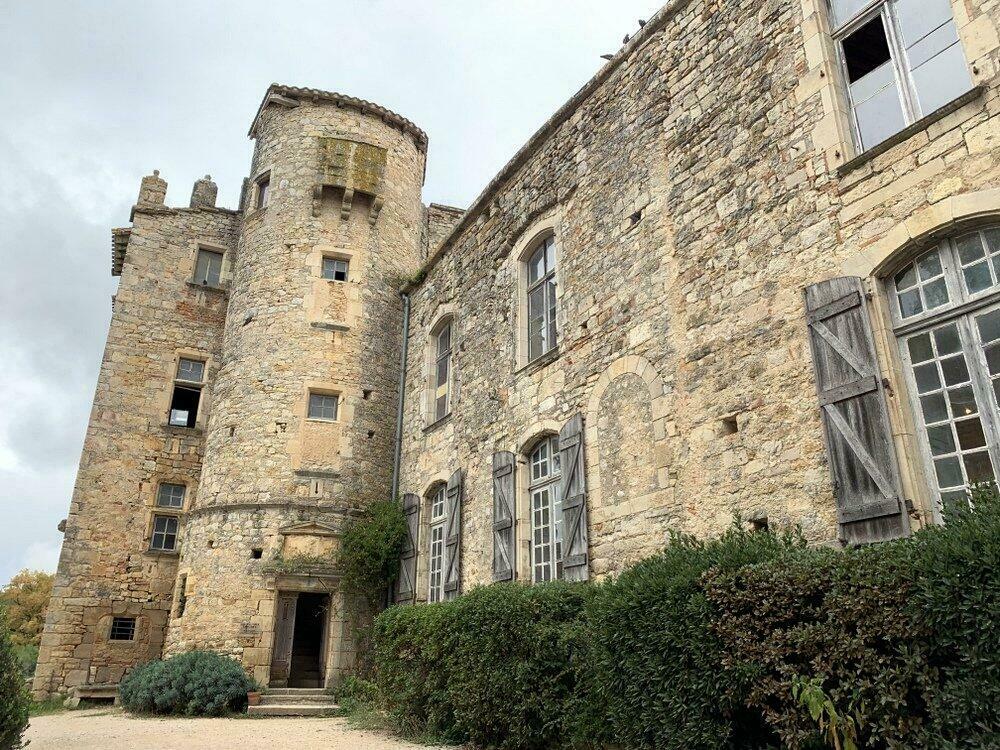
[256, 176, 270, 209]
[322, 257, 349, 282]
[194, 249, 224, 287]
[176, 358, 205, 383]
[110, 616, 136, 641]
[308, 393, 339, 421]
[150, 515, 179, 551]
[156, 483, 186, 509]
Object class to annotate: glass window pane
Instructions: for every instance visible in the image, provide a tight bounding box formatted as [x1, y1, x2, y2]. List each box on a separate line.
[934, 457, 964, 488]
[908, 333, 934, 363]
[926, 425, 956, 456]
[830, 0, 872, 27]
[899, 289, 923, 318]
[964, 262, 994, 294]
[894, 0, 955, 48]
[895, 263, 918, 290]
[544, 237, 556, 272]
[963, 451, 995, 484]
[913, 363, 941, 393]
[977, 309, 1000, 345]
[921, 393, 949, 423]
[853, 72, 908, 149]
[956, 233, 986, 264]
[911, 38, 972, 115]
[986, 345, 1000, 376]
[940, 356, 970, 386]
[917, 251, 943, 280]
[984, 228, 1000, 255]
[528, 246, 546, 285]
[923, 278, 949, 309]
[436, 357, 449, 389]
[941, 490, 970, 513]
[956, 419, 987, 451]
[934, 325, 961, 355]
[994, 380, 1000, 407]
[948, 386, 979, 417]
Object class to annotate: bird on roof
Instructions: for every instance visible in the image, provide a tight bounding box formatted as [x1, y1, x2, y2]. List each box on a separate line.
[601, 54, 614, 61]
[639, 19, 647, 27]
[623, 33, 630, 44]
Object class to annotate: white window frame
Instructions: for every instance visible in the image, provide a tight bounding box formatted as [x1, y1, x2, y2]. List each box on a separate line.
[525, 235, 559, 364]
[169, 356, 206, 429]
[427, 485, 447, 603]
[307, 392, 339, 421]
[322, 256, 350, 282]
[431, 319, 453, 423]
[156, 482, 186, 509]
[830, 0, 971, 152]
[889, 226, 1000, 517]
[528, 435, 563, 583]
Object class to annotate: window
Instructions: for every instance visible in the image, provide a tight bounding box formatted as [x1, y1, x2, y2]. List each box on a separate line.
[432, 320, 452, 422]
[308, 392, 339, 421]
[194, 248, 223, 287]
[526, 236, 558, 362]
[150, 514, 179, 551]
[169, 358, 205, 428]
[529, 436, 563, 582]
[830, 0, 972, 151]
[891, 227, 1000, 515]
[156, 483, 186, 509]
[109, 616, 136, 641]
[256, 175, 270, 209]
[427, 485, 447, 603]
[322, 257, 349, 282]
[175, 574, 187, 618]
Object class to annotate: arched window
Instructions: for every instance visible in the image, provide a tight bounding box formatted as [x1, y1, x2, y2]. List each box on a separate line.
[528, 435, 562, 582]
[426, 484, 448, 602]
[890, 227, 1000, 513]
[526, 236, 558, 362]
[431, 319, 453, 422]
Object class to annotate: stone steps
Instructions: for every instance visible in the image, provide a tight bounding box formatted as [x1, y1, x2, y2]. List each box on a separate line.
[248, 688, 339, 717]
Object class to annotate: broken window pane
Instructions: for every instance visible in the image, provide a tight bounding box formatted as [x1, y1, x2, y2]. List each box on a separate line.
[194, 249, 223, 286]
[322, 257, 349, 281]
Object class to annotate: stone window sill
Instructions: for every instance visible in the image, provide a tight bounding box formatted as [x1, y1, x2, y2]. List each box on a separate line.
[423, 413, 452, 434]
[837, 86, 985, 177]
[517, 345, 561, 376]
[186, 280, 228, 295]
[162, 424, 204, 436]
[144, 549, 179, 558]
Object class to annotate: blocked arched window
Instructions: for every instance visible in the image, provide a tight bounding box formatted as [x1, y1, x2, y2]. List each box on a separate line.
[890, 226, 1000, 514]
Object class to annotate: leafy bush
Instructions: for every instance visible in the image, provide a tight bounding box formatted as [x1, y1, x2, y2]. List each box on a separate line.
[910, 486, 1000, 748]
[118, 650, 255, 716]
[0, 611, 30, 750]
[339, 499, 408, 604]
[11, 645, 37, 679]
[585, 524, 802, 750]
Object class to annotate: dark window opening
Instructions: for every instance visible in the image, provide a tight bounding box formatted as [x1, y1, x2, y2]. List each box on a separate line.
[251, 548, 263, 559]
[169, 386, 201, 428]
[256, 176, 270, 209]
[750, 516, 770, 534]
[721, 416, 739, 436]
[629, 209, 643, 226]
[110, 616, 136, 641]
[843, 15, 892, 83]
[175, 575, 187, 618]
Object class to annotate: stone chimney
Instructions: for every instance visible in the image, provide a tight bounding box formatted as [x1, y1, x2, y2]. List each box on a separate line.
[190, 175, 218, 208]
[136, 170, 167, 207]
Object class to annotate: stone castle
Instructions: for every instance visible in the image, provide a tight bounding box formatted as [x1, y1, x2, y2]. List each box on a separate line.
[34, 0, 1000, 699]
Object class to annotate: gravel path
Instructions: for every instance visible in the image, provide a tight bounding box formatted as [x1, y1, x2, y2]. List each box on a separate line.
[25, 708, 445, 750]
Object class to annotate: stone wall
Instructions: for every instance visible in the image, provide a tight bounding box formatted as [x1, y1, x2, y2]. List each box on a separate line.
[33, 177, 238, 697]
[399, 0, 1000, 594]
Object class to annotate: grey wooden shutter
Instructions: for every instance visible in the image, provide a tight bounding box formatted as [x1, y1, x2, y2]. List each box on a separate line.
[492, 452, 516, 582]
[443, 469, 463, 599]
[270, 592, 297, 686]
[559, 414, 590, 581]
[394, 493, 420, 605]
[804, 277, 910, 545]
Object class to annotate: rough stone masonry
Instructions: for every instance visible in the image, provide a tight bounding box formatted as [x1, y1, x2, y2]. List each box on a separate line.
[34, 0, 1000, 699]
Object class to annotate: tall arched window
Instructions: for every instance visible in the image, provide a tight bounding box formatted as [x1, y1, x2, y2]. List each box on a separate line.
[891, 226, 1000, 514]
[529, 435, 562, 582]
[426, 484, 447, 602]
[526, 236, 558, 362]
[431, 319, 453, 422]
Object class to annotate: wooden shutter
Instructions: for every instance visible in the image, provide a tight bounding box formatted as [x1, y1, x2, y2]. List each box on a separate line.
[394, 493, 420, 605]
[492, 452, 516, 582]
[804, 277, 910, 545]
[559, 414, 590, 581]
[269, 592, 297, 686]
[443, 469, 463, 599]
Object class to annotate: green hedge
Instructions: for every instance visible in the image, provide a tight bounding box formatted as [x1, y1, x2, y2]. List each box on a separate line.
[0, 610, 29, 750]
[118, 650, 256, 716]
[365, 493, 1000, 749]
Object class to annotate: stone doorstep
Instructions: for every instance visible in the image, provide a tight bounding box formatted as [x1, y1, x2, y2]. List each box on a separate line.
[259, 693, 336, 705]
[248, 703, 339, 717]
[265, 687, 328, 696]
[65, 683, 120, 708]
[247, 687, 339, 716]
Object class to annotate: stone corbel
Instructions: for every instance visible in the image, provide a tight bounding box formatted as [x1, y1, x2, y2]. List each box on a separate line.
[340, 188, 355, 221]
[369, 196, 384, 226]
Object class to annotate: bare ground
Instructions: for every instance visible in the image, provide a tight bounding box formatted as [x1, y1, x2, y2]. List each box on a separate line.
[25, 708, 444, 750]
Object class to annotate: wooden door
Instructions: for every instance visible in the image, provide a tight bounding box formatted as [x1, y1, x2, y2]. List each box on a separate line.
[270, 592, 298, 685]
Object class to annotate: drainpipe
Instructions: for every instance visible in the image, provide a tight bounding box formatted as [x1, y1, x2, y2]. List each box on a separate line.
[391, 292, 411, 501]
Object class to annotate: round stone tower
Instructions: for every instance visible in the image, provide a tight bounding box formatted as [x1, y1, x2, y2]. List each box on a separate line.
[165, 86, 427, 687]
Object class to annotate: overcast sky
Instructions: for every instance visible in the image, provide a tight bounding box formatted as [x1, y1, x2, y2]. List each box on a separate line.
[0, 1, 661, 586]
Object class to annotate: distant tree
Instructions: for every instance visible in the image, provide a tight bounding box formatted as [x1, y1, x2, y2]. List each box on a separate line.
[1, 570, 54, 647]
[0, 610, 29, 749]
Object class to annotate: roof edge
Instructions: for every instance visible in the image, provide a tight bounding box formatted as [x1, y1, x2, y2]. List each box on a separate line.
[247, 83, 429, 152]
[404, 0, 692, 294]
